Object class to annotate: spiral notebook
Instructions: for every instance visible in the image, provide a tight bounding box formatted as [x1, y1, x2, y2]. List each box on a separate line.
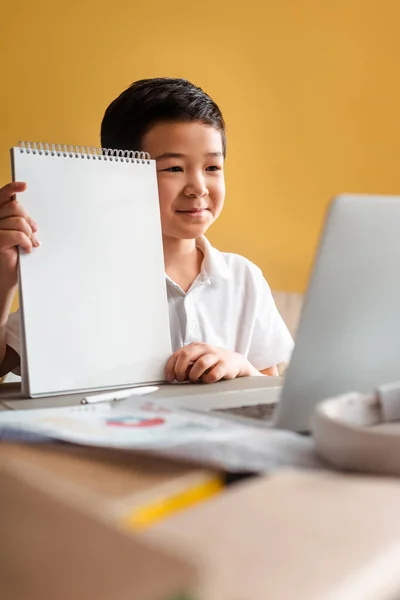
[11, 142, 171, 397]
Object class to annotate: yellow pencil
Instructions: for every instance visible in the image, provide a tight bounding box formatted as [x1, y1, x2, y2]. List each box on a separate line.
[120, 474, 224, 531]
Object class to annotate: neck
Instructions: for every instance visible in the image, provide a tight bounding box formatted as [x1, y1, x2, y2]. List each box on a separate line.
[162, 236, 197, 269]
[163, 235, 203, 292]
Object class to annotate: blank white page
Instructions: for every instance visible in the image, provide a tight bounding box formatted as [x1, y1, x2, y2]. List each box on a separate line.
[12, 145, 171, 397]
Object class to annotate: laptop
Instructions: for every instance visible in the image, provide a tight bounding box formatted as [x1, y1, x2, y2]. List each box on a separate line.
[204, 192, 400, 432]
[271, 193, 400, 431]
[2, 194, 400, 433]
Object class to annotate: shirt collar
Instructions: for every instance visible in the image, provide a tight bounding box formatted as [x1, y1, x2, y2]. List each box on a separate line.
[164, 236, 230, 286]
[196, 236, 230, 281]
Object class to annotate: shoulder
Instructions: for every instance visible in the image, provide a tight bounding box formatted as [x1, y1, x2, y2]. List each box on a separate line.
[200, 237, 265, 282]
[218, 248, 270, 294]
[221, 250, 264, 279]
[199, 237, 273, 301]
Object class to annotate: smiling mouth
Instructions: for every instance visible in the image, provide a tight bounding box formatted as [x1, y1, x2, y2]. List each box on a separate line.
[176, 208, 209, 213]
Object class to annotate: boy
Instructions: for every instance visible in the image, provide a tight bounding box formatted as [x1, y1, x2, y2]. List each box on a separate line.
[0, 77, 293, 383]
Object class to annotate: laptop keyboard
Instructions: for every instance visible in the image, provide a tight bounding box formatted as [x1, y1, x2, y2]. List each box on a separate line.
[215, 402, 277, 421]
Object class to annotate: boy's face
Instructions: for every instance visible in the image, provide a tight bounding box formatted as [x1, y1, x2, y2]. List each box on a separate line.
[142, 121, 225, 241]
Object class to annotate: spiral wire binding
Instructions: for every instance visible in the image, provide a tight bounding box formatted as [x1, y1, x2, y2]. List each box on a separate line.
[17, 141, 151, 164]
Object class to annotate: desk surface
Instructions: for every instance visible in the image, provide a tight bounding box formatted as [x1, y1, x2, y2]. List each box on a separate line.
[144, 470, 400, 600]
[0, 376, 282, 412]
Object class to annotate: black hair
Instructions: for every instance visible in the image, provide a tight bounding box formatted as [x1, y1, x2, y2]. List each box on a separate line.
[100, 77, 226, 157]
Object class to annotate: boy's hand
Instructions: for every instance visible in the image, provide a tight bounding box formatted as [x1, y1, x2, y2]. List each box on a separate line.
[165, 342, 261, 384]
[0, 182, 40, 284]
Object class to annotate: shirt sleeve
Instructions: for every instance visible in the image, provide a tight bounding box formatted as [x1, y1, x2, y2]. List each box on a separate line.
[6, 310, 22, 375]
[246, 269, 294, 370]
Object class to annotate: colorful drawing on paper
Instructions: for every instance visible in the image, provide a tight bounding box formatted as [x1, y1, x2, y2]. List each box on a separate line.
[105, 415, 165, 428]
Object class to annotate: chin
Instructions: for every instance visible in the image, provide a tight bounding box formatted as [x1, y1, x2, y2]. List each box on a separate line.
[181, 229, 209, 239]
[176, 219, 213, 238]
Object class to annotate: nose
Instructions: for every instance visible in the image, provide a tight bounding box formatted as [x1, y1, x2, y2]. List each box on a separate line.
[183, 171, 208, 198]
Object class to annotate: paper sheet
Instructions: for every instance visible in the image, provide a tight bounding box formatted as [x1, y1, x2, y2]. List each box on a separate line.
[0, 399, 325, 472]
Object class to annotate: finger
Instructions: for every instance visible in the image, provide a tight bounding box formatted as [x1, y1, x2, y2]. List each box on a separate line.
[201, 361, 237, 384]
[1, 216, 33, 239]
[174, 354, 195, 382]
[0, 217, 41, 248]
[165, 352, 179, 382]
[0, 200, 39, 235]
[0, 230, 33, 254]
[0, 182, 27, 208]
[173, 344, 213, 382]
[165, 343, 211, 382]
[188, 353, 219, 382]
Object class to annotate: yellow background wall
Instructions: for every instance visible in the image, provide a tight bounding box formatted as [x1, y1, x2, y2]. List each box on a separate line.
[2, 0, 400, 315]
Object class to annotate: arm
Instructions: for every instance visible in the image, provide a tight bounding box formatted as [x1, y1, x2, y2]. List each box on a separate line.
[0, 284, 20, 378]
[0, 346, 20, 379]
[246, 268, 294, 375]
[0, 181, 39, 377]
[259, 365, 279, 376]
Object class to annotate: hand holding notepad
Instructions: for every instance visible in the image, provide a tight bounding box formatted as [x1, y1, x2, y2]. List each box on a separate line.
[0, 181, 40, 277]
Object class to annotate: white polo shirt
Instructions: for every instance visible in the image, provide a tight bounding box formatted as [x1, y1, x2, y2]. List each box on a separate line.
[6, 236, 293, 371]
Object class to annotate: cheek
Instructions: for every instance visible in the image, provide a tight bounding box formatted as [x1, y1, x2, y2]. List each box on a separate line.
[210, 178, 226, 209]
[156, 176, 176, 218]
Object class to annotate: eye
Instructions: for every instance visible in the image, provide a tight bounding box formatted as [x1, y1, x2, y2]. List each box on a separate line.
[206, 165, 222, 172]
[162, 166, 183, 173]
